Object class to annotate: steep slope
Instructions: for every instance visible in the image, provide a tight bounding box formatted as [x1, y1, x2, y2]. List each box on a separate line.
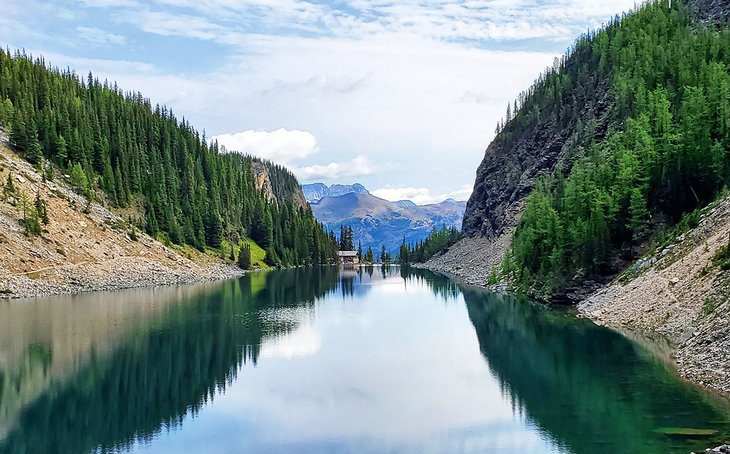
[310, 192, 465, 253]
[0, 133, 241, 298]
[425, 0, 730, 396]
[251, 160, 308, 209]
[441, 0, 730, 288]
[0, 49, 338, 270]
[688, 0, 730, 23]
[301, 182, 369, 203]
[580, 194, 730, 394]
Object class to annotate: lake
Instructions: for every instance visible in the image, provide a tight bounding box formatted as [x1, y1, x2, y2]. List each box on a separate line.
[0, 267, 728, 453]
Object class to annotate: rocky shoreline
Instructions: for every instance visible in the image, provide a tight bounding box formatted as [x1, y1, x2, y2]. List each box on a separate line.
[0, 134, 248, 300]
[416, 213, 730, 397]
[1, 258, 246, 300]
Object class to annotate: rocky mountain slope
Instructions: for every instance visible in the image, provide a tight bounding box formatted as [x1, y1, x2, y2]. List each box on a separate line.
[580, 194, 730, 394]
[310, 192, 466, 253]
[301, 183, 369, 203]
[422, 0, 730, 396]
[251, 161, 308, 209]
[0, 133, 243, 299]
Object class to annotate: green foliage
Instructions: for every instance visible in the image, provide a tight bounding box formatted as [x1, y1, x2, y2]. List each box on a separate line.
[20, 192, 42, 236]
[34, 193, 48, 225]
[338, 225, 354, 251]
[713, 235, 730, 271]
[702, 298, 720, 315]
[3, 173, 15, 200]
[0, 49, 338, 266]
[503, 0, 730, 296]
[380, 244, 392, 264]
[238, 242, 252, 270]
[364, 246, 374, 264]
[398, 226, 464, 264]
[0, 98, 13, 127]
[69, 163, 89, 196]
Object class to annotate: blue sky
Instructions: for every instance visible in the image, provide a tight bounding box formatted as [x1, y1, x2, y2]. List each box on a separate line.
[1, 0, 638, 204]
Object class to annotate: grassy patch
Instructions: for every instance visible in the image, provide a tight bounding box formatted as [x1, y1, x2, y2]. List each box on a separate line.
[235, 238, 267, 268]
[713, 236, 730, 271]
[703, 298, 719, 315]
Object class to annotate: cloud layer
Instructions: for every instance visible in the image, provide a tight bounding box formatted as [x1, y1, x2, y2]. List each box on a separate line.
[294, 156, 375, 180]
[213, 129, 318, 164]
[0, 0, 641, 200]
[372, 185, 473, 205]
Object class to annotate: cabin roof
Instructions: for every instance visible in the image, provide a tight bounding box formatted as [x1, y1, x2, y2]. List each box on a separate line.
[338, 251, 358, 257]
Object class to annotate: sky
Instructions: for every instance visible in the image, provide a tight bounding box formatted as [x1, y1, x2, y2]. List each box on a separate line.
[1, 0, 638, 204]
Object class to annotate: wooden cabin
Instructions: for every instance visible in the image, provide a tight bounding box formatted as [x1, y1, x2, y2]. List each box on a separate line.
[338, 251, 359, 266]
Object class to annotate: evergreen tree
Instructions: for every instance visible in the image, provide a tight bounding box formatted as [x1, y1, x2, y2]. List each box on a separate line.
[238, 242, 251, 270]
[0, 48, 338, 266]
[34, 193, 48, 225]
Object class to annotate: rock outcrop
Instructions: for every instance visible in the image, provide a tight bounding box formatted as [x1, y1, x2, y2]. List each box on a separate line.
[687, 0, 730, 25]
[251, 160, 308, 209]
[462, 80, 613, 239]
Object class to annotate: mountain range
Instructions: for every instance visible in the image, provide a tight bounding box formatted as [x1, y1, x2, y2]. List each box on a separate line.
[302, 183, 370, 203]
[303, 184, 466, 254]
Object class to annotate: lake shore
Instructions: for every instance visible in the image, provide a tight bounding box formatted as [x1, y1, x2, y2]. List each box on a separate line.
[413, 233, 730, 398]
[1, 258, 246, 300]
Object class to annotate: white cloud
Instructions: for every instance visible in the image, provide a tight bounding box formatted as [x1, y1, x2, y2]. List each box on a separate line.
[294, 155, 374, 180]
[76, 26, 127, 46]
[372, 184, 472, 205]
[3, 0, 640, 197]
[79, 0, 139, 7]
[110, 0, 639, 44]
[260, 324, 322, 359]
[213, 129, 319, 164]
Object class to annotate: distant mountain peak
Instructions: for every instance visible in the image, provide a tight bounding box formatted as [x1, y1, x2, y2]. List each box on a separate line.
[301, 182, 370, 203]
[394, 200, 417, 207]
[310, 191, 466, 254]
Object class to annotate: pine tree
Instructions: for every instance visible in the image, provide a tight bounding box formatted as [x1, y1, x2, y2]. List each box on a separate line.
[35, 193, 49, 225]
[69, 163, 89, 196]
[3, 173, 15, 200]
[205, 209, 223, 248]
[238, 242, 252, 270]
[24, 121, 42, 164]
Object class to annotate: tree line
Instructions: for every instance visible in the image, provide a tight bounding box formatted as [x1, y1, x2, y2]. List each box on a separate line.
[398, 226, 463, 264]
[498, 0, 730, 297]
[0, 48, 339, 267]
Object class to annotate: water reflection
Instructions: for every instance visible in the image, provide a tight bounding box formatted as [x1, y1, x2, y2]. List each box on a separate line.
[458, 284, 730, 453]
[0, 267, 342, 454]
[0, 267, 727, 453]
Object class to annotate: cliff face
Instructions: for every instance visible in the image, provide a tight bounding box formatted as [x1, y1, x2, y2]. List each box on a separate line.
[462, 80, 613, 238]
[251, 160, 308, 210]
[687, 0, 730, 24]
[462, 0, 728, 240]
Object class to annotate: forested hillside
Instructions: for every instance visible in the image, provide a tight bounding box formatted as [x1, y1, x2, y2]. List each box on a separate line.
[0, 49, 338, 267]
[471, 0, 730, 298]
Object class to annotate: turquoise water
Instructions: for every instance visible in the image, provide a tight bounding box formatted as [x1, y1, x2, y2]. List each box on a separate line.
[0, 267, 728, 453]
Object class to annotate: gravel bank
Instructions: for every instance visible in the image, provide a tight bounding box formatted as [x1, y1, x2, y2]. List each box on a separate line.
[416, 198, 730, 396]
[0, 258, 245, 299]
[412, 231, 512, 287]
[579, 195, 730, 396]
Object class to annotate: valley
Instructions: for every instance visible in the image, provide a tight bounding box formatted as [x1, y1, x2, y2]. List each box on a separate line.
[304, 182, 466, 254]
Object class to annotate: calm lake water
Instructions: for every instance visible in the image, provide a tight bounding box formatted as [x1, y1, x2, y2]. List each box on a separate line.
[0, 267, 728, 453]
